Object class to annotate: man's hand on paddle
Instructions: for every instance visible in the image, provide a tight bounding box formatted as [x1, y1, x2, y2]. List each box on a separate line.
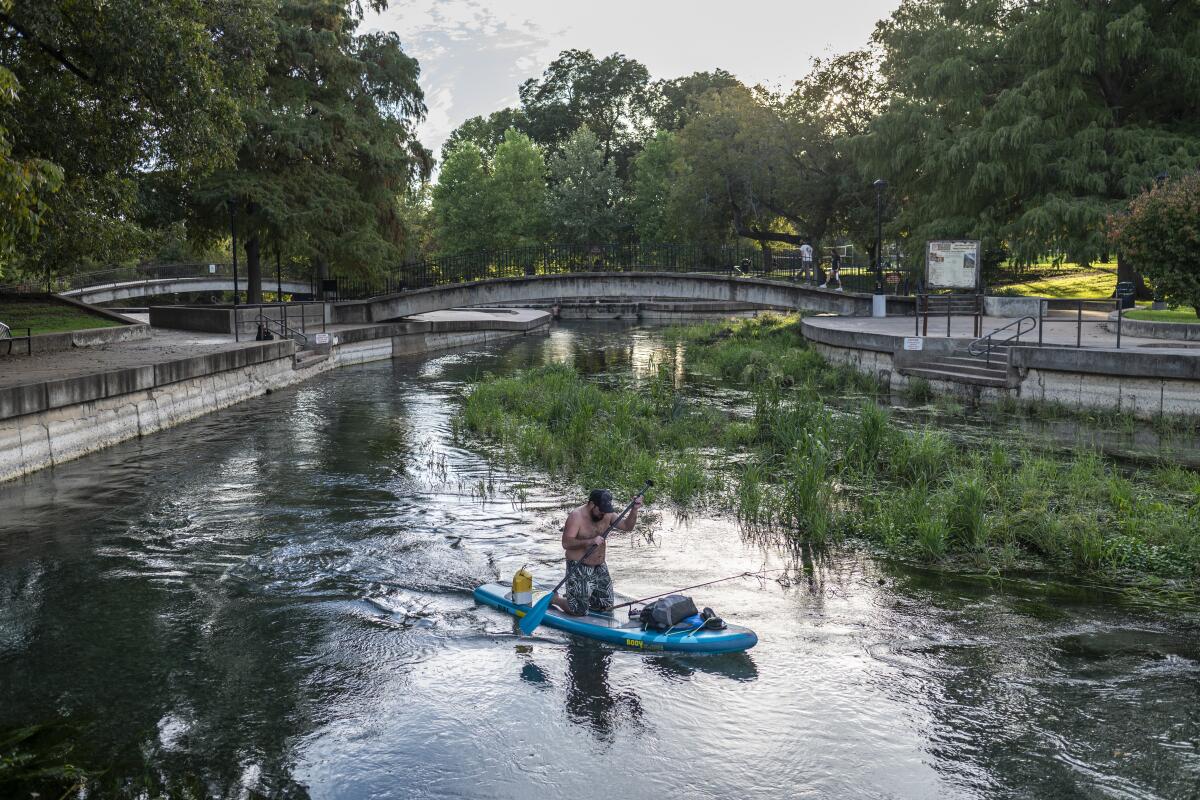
[617, 495, 643, 532]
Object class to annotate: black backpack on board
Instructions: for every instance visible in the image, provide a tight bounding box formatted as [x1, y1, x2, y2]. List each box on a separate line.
[639, 594, 699, 631]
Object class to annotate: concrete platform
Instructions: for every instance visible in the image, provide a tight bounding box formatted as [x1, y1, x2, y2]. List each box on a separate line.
[805, 313, 1196, 352]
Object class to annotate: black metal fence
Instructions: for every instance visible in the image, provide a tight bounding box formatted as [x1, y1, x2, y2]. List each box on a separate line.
[0, 261, 315, 295]
[2, 244, 925, 301]
[331, 243, 917, 300]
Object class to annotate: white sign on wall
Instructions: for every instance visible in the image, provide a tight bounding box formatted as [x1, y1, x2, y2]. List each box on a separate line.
[903, 337, 924, 351]
[926, 240, 981, 290]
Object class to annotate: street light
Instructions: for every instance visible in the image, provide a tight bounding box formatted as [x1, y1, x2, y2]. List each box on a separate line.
[226, 199, 240, 308]
[1151, 172, 1170, 310]
[872, 178, 888, 317]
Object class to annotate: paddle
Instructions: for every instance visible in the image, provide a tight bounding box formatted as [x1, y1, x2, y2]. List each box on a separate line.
[518, 480, 653, 636]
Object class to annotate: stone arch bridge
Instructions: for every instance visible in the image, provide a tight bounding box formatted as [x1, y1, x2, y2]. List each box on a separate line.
[333, 272, 888, 324]
[64, 277, 314, 304]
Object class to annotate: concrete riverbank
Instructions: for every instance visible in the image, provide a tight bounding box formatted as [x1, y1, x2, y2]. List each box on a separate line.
[0, 310, 550, 483]
[802, 315, 1200, 418]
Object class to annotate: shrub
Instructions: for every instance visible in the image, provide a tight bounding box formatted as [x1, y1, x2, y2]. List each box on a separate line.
[1110, 173, 1200, 314]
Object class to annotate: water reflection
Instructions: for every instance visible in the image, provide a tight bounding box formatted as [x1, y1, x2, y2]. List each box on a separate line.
[1, 322, 1198, 800]
[564, 639, 644, 741]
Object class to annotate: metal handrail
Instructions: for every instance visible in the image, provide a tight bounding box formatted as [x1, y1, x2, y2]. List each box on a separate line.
[0, 324, 33, 356]
[256, 311, 308, 345]
[968, 316, 1037, 364]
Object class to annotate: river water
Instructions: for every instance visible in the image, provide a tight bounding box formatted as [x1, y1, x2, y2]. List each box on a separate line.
[1, 323, 1198, 800]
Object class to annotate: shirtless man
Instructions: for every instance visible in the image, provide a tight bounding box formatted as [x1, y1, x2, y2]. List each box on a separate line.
[551, 489, 642, 616]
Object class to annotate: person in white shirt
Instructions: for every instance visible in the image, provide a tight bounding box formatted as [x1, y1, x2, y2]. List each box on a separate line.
[799, 242, 814, 283]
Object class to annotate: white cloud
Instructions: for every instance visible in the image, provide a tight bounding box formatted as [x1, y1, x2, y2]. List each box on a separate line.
[366, 0, 901, 159]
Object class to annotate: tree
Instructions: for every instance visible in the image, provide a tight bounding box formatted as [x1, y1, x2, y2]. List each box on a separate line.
[432, 143, 492, 254]
[546, 127, 624, 244]
[442, 108, 530, 163]
[0, 0, 264, 277]
[670, 85, 810, 249]
[488, 129, 546, 250]
[864, 0, 1200, 288]
[0, 0, 61, 276]
[519, 49, 651, 172]
[629, 131, 679, 243]
[193, 0, 430, 301]
[1111, 174, 1200, 315]
[396, 182, 436, 262]
[648, 69, 742, 132]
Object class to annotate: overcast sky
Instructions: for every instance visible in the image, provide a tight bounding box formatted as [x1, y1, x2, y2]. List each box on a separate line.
[365, 0, 901, 158]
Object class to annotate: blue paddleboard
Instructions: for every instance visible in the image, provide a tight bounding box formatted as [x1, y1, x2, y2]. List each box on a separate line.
[473, 582, 758, 654]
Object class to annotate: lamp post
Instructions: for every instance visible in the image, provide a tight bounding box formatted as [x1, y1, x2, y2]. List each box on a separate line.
[227, 199, 239, 308]
[1151, 172, 1170, 310]
[872, 178, 888, 318]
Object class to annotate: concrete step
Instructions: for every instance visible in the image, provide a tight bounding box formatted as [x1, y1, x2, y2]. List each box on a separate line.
[293, 350, 329, 370]
[938, 355, 1010, 371]
[919, 360, 1008, 380]
[899, 366, 1009, 388]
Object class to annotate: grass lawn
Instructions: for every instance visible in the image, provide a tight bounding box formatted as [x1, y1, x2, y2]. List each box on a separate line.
[994, 267, 1117, 299]
[1125, 308, 1200, 323]
[0, 301, 123, 335]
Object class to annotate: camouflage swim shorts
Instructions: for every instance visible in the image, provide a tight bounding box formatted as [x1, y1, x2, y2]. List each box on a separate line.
[563, 560, 614, 615]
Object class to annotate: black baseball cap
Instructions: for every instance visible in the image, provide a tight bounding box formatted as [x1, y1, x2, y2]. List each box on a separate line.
[588, 489, 615, 513]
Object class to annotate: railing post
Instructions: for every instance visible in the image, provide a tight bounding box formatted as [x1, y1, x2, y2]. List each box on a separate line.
[946, 294, 952, 337]
[1115, 301, 1121, 349]
[1076, 300, 1082, 348]
[1038, 299, 1044, 346]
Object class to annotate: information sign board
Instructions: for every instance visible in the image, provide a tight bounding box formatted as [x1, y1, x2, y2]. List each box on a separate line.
[926, 240, 981, 290]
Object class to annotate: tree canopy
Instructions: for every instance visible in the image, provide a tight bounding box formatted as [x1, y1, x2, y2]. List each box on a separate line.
[192, 0, 429, 300]
[519, 49, 651, 173]
[546, 127, 624, 245]
[864, 0, 1200, 271]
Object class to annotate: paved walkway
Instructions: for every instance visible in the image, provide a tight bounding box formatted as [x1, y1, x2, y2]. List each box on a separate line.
[0, 308, 550, 391]
[0, 328, 270, 390]
[805, 313, 1200, 352]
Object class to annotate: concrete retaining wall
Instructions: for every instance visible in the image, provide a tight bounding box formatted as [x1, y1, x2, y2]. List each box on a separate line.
[0, 317, 548, 483]
[14, 322, 151, 355]
[1, 292, 148, 355]
[984, 296, 1043, 318]
[1104, 314, 1200, 342]
[800, 317, 1200, 419]
[149, 303, 327, 336]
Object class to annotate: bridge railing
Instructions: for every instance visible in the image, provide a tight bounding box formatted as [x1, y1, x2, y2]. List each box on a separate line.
[2, 245, 920, 301]
[331, 243, 918, 300]
[0, 262, 316, 295]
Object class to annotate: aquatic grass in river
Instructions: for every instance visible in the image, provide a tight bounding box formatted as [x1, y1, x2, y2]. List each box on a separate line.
[902, 376, 934, 404]
[458, 316, 1200, 591]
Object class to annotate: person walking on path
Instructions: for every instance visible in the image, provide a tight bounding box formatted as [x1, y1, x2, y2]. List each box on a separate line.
[799, 242, 815, 284]
[821, 249, 842, 291]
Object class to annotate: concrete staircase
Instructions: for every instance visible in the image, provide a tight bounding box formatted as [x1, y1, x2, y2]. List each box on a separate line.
[900, 344, 1011, 388]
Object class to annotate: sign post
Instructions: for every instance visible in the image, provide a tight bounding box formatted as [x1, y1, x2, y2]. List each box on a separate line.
[925, 240, 981, 338]
[925, 240, 981, 291]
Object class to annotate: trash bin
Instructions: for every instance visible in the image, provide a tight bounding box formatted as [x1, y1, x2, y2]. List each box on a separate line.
[1115, 281, 1135, 310]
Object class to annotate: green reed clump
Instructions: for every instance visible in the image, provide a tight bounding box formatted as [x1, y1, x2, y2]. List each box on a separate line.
[459, 315, 1200, 591]
[902, 376, 934, 404]
[670, 312, 883, 396]
[842, 400, 892, 474]
[461, 363, 724, 503]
